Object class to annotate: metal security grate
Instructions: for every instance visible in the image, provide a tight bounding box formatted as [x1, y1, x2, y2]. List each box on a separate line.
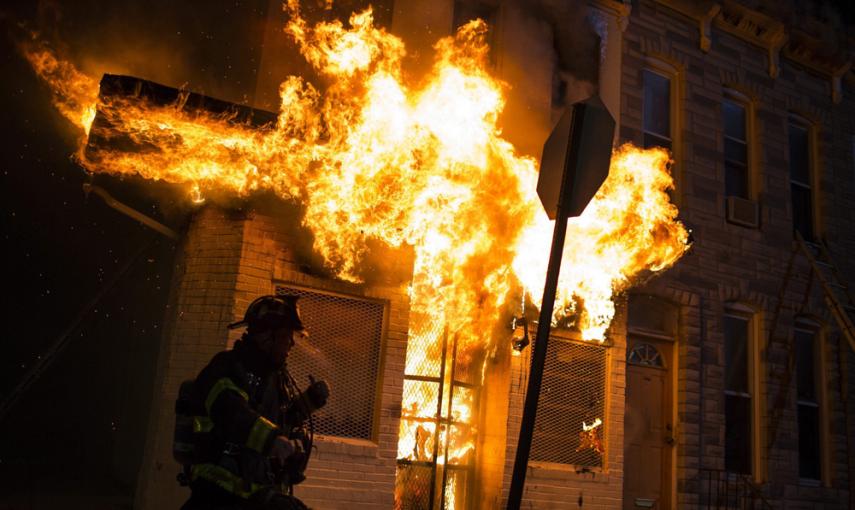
[396, 314, 477, 510]
[275, 285, 385, 440]
[530, 337, 607, 467]
[395, 463, 433, 510]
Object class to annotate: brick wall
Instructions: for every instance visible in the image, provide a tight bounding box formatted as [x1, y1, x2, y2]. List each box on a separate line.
[621, 1, 855, 508]
[497, 301, 628, 509]
[135, 206, 247, 510]
[135, 207, 411, 509]
[239, 212, 411, 509]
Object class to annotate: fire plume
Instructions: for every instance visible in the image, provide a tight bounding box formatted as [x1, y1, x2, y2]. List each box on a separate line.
[20, 38, 98, 136]
[22, 5, 688, 507]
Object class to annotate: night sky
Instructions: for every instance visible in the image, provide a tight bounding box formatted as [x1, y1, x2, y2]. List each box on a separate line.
[0, 1, 272, 506]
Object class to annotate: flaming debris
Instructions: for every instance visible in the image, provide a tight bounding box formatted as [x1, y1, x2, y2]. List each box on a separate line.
[21, 4, 688, 507]
[20, 38, 98, 137]
[577, 418, 605, 456]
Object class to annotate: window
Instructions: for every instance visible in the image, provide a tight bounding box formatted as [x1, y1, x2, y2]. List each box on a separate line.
[627, 343, 664, 367]
[788, 116, 814, 239]
[724, 313, 753, 474]
[275, 285, 385, 440]
[531, 338, 607, 467]
[643, 69, 672, 151]
[723, 99, 749, 199]
[795, 325, 822, 481]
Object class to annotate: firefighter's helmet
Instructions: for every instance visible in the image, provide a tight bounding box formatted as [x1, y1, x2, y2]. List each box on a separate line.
[228, 295, 305, 333]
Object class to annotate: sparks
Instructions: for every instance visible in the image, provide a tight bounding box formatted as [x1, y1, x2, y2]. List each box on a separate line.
[21, 6, 688, 508]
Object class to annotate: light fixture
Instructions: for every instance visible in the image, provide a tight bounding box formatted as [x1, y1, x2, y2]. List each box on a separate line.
[511, 316, 530, 354]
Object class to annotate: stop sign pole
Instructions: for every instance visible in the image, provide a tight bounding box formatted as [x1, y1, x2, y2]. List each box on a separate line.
[507, 95, 614, 509]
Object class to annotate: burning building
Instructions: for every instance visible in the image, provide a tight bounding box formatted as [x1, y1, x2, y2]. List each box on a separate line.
[10, 0, 855, 509]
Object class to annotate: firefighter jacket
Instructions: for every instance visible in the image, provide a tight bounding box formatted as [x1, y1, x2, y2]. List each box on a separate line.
[187, 337, 294, 500]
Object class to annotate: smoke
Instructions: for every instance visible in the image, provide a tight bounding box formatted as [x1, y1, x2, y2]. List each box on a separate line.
[494, 0, 600, 159]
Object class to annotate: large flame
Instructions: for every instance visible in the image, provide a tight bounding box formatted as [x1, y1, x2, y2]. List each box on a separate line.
[22, 4, 688, 507]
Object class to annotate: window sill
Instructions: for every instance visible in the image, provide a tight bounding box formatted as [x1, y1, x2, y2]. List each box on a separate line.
[797, 477, 822, 487]
[314, 434, 378, 457]
[528, 461, 610, 483]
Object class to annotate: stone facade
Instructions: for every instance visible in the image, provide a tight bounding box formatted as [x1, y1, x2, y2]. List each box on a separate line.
[619, 1, 855, 508]
[135, 1, 854, 509]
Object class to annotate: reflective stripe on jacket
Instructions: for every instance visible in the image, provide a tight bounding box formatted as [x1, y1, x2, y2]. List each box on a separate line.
[189, 345, 286, 498]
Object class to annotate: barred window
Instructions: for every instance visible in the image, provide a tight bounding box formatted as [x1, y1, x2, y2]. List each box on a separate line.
[275, 285, 386, 440]
[530, 337, 608, 467]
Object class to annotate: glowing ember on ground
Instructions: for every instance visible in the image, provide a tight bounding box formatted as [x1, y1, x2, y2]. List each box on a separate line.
[21, 3, 688, 507]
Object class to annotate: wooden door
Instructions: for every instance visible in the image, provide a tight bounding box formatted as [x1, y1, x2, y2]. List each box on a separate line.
[623, 340, 673, 509]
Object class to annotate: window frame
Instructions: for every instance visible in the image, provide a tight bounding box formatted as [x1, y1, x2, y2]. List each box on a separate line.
[787, 113, 819, 240]
[722, 304, 765, 482]
[641, 55, 683, 207]
[529, 333, 610, 469]
[274, 282, 389, 443]
[642, 68, 673, 151]
[721, 89, 757, 201]
[793, 319, 830, 486]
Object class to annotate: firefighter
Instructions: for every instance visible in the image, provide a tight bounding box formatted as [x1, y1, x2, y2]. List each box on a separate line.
[178, 295, 327, 510]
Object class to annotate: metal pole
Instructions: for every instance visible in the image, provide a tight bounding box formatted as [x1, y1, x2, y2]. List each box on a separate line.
[506, 212, 569, 508]
[440, 334, 460, 510]
[428, 326, 449, 510]
[507, 100, 601, 508]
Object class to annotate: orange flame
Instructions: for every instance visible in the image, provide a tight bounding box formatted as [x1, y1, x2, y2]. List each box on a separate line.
[20, 37, 98, 136]
[22, 7, 688, 507]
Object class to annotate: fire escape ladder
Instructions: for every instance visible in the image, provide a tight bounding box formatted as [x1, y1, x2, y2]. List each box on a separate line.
[769, 234, 855, 448]
[796, 232, 855, 352]
[766, 245, 799, 450]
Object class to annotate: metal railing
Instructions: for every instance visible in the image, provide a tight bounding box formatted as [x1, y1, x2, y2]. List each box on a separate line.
[699, 469, 773, 510]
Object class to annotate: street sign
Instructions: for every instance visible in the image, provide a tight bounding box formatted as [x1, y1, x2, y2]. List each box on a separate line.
[536, 95, 615, 220]
[508, 94, 615, 510]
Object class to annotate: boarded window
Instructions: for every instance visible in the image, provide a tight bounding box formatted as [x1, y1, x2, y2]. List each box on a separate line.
[724, 314, 752, 474]
[531, 338, 607, 467]
[723, 99, 749, 199]
[275, 285, 385, 440]
[643, 70, 671, 151]
[795, 328, 821, 480]
[788, 118, 813, 240]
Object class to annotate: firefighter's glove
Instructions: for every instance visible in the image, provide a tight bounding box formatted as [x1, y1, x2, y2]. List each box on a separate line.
[270, 435, 303, 465]
[305, 378, 329, 411]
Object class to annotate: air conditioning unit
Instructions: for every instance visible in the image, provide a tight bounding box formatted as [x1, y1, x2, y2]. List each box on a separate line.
[726, 196, 760, 228]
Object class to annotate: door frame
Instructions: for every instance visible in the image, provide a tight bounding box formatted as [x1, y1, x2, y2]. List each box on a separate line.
[624, 330, 677, 510]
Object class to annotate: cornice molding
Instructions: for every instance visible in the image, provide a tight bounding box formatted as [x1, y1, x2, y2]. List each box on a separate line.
[652, 0, 720, 52]
[713, 1, 787, 78]
[649, 0, 853, 103]
[588, 0, 632, 32]
[783, 30, 853, 104]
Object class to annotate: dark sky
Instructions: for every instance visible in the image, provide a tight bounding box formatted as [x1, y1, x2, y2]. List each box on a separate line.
[0, 1, 273, 505]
